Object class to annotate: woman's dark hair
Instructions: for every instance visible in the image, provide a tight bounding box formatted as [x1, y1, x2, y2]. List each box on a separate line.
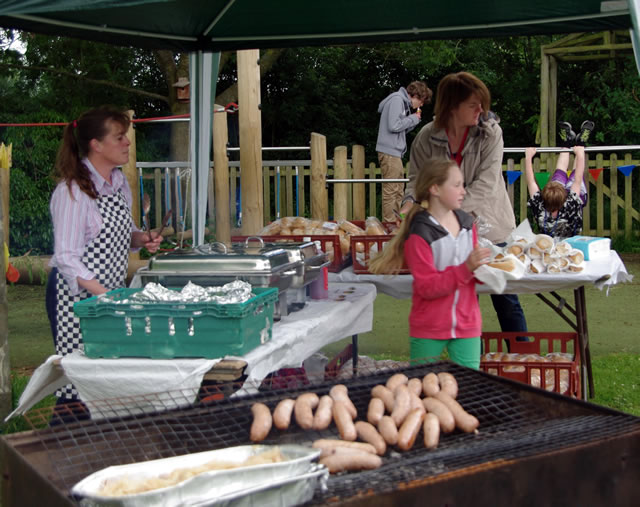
[55, 106, 131, 199]
[433, 72, 491, 129]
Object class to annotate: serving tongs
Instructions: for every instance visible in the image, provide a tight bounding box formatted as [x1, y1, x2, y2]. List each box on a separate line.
[154, 210, 172, 239]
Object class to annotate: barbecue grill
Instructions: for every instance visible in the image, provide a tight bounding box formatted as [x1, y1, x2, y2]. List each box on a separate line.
[2, 362, 639, 506]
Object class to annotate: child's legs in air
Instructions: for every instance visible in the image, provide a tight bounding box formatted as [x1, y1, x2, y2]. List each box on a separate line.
[564, 153, 587, 207]
[550, 152, 571, 186]
[565, 170, 588, 206]
[446, 337, 481, 370]
[410, 337, 448, 365]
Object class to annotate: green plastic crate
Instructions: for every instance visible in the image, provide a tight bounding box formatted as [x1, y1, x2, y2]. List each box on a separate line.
[73, 287, 278, 359]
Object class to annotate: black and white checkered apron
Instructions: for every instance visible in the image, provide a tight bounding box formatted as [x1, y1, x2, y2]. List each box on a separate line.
[54, 190, 132, 400]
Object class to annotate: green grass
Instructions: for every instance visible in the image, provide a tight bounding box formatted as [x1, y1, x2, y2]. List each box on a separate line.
[2, 255, 639, 433]
[322, 255, 640, 415]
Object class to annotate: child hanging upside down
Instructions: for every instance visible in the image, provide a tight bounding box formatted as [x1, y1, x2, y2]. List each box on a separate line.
[524, 120, 594, 239]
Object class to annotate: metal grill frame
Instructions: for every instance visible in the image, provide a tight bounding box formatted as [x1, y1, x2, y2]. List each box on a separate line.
[4, 361, 640, 505]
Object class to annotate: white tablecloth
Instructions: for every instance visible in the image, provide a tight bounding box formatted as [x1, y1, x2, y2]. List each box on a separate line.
[7, 282, 376, 421]
[330, 251, 632, 299]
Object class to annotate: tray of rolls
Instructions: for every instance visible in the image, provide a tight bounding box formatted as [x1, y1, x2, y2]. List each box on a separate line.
[239, 217, 398, 273]
[480, 332, 581, 398]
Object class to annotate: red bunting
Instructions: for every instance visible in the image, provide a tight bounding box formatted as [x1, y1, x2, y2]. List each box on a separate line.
[589, 168, 603, 181]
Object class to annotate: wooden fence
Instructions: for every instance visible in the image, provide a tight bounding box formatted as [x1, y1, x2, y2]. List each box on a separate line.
[139, 147, 640, 241]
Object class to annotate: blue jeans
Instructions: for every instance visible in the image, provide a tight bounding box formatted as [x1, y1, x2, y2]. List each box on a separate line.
[491, 242, 528, 340]
[490, 293, 527, 333]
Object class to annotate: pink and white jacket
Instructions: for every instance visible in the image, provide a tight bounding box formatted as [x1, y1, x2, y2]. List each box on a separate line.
[404, 209, 481, 340]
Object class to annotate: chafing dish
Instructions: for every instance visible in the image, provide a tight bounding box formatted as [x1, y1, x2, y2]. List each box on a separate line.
[241, 237, 330, 313]
[143, 243, 296, 288]
[242, 237, 330, 289]
[139, 243, 300, 320]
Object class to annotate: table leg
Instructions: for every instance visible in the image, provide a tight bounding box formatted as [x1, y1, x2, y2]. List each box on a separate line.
[574, 287, 595, 399]
[352, 335, 358, 375]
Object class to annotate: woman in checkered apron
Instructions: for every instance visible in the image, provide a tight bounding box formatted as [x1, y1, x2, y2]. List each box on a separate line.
[45, 107, 163, 420]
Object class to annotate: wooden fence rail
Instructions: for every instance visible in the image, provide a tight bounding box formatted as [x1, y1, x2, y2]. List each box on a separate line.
[137, 147, 639, 241]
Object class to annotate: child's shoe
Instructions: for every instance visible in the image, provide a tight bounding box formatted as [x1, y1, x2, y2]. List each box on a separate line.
[558, 121, 576, 147]
[575, 120, 594, 146]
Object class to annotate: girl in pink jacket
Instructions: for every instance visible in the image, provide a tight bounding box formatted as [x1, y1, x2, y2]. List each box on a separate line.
[370, 159, 490, 368]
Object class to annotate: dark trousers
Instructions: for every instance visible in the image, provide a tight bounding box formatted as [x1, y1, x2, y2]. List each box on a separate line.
[45, 268, 90, 425]
[45, 268, 57, 345]
[490, 293, 528, 333]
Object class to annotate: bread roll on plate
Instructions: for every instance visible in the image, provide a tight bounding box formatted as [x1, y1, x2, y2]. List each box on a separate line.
[534, 234, 554, 253]
[555, 241, 571, 255]
[568, 249, 585, 264]
[528, 245, 543, 259]
[529, 258, 545, 274]
[487, 257, 518, 272]
[506, 243, 525, 256]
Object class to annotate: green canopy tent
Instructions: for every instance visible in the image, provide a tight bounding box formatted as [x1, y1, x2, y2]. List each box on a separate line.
[0, 0, 638, 244]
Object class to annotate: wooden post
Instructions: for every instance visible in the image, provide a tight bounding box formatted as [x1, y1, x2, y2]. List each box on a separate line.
[610, 154, 618, 237]
[154, 168, 162, 228]
[333, 146, 348, 221]
[213, 105, 231, 244]
[0, 187, 10, 419]
[121, 110, 139, 261]
[0, 143, 11, 246]
[595, 152, 604, 237]
[368, 162, 377, 218]
[549, 56, 558, 146]
[237, 49, 264, 234]
[310, 133, 328, 220]
[208, 167, 215, 229]
[352, 145, 365, 220]
[540, 50, 549, 147]
[506, 158, 515, 208]
[624, 153, 633, 239]
[519, 156, 528, 224]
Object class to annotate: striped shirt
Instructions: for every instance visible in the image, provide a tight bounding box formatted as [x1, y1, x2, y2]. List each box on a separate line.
[49, 158, 139, 295]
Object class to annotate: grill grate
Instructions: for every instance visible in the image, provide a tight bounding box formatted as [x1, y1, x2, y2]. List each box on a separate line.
[19, 361, 640, 503]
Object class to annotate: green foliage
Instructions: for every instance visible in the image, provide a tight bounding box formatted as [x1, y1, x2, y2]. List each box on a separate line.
[2, 31, 640, 254]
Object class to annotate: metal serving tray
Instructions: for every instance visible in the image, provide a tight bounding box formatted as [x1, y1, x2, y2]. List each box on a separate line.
[144, 243, 300, 293]
[187, 465, 328, 507]
[241, 237, 329, 289]
[71, 444, 322, 507]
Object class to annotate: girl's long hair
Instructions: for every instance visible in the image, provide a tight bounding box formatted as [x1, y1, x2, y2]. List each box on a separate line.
[55, 106, 131, 199]
[369, 159, 457, 275]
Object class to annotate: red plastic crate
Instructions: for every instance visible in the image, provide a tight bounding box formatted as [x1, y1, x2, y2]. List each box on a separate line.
[480, 332, 581, 398]
[231, 234, 349, 272]
[349, 221, 408, 274]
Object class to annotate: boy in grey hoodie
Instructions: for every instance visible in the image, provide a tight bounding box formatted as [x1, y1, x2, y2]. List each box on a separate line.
[376, 81, 432, 222]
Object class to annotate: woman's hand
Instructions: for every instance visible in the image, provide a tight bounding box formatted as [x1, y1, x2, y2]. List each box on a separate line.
[143, 233, 163, 253]
[132, 231, 163, 252]
[465, 245, 491, 272]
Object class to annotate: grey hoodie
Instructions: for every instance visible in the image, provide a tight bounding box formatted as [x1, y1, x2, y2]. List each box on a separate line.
[376, 87, 420, 158]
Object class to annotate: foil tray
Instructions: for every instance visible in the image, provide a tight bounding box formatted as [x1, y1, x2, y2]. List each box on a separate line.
[71, 444, 321, 507]
[186, 465, 328, 507]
